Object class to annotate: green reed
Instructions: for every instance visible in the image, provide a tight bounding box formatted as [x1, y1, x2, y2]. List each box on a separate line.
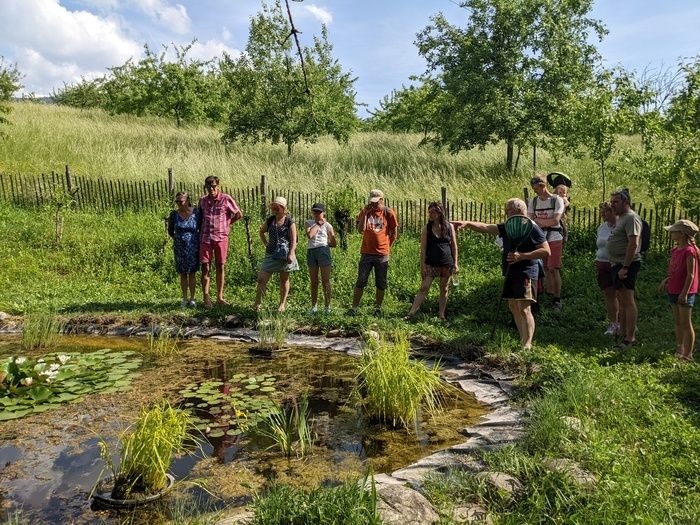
[21, 312, 65, 350]
[258, 394, 314, 458]
[146, 324, 181, 357]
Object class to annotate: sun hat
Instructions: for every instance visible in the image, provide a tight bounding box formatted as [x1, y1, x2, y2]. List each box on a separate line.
[368, 189, 384, 203]
[547, 172, 572, 188]
[664, 219, 699, 237]
[311, 202, 326, 212]
[271, 196, 287, 209]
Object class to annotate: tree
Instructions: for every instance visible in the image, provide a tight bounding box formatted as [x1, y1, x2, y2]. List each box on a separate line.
[0, 57, 22, 135]
[221, 0, 357, 156]
[415, 0, 605, 170]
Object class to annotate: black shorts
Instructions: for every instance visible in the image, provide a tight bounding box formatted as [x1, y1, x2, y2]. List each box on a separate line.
[611, 261, 641, 290]
[502, 273, 537, 302]
[355, 254, 389, 290]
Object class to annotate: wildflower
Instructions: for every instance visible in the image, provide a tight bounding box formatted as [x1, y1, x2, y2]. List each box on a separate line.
[20, 377, 33, 386]
[15, 357, 27, 365]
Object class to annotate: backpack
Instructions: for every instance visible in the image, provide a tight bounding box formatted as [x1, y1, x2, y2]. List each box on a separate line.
[640, 219, 651, 256]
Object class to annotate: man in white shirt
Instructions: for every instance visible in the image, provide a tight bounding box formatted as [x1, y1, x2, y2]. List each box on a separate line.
[528, 175, 565, 309]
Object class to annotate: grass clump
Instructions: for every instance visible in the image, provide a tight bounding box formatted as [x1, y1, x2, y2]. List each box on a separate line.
[250, 472, 381, 525]
[146, 324, 181, 357]
[258, 394, 314, 458]
[21, 312, 64, 350]
[256, 309, 289, 351]
[357, 332, 443, 429]
[98, 400, 192, 500]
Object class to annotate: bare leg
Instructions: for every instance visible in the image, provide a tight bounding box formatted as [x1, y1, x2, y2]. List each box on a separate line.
[320, 265, 332, 307]
[309, 265, 320, 307]
[201, 262, 213, 308]
[375, 288, 385, 308]
[509, 300, 535, 349]
[546, 268, 561, 297]
[179, 273, 188, 301]
[187, 273, 197, 301]
[352, 287, 364, 309]
[254, 271, 272, 311]
[406, 275, 435, 317]
[279, 272, 290, 311]
[677, 305, 695, 359]
[215, 263, 226, 303]
[438, 275, 450, 319]
[603, 286, 619, 323]
[617, 289, 637, 342]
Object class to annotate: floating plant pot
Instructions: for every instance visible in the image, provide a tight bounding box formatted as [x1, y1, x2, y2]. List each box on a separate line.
[91, 473, 175, 510]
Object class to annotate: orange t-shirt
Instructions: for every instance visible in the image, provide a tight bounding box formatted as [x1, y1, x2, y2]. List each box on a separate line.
[357, 206, 398, 256]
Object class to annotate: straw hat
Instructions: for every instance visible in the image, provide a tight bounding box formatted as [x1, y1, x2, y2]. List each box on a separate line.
[271, 196, 287, 209]
[664, 219, 699, 237]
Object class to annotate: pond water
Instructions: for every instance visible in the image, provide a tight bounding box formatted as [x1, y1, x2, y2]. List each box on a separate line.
[0, 335, 486, 524]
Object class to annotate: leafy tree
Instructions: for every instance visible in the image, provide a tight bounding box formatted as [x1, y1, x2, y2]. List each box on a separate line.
[52, 77, 107, 109]
[415, 0, 605, 170]
[221, 0, 357, 156]
[0, 57, 22, 135]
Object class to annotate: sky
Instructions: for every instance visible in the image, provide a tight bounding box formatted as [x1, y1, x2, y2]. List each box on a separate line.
[1, 0, 698, 116]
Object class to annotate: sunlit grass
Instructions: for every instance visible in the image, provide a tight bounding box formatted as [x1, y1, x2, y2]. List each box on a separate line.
[21, 312, 64, 350]
[146, 324, 181, 357]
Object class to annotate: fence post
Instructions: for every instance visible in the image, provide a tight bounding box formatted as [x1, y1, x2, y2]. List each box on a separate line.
[65, 165, 73, 194]
[167, 167, 175, 197]
[441, 186, 448, 219]
[523, 187, 529, 202]
[260, 175, 267, 220]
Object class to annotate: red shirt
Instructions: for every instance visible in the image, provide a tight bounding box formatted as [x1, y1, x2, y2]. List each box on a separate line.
[668, 244, 699, 294]
[357, 206, 398, 256]
[198, 193, 241, 243]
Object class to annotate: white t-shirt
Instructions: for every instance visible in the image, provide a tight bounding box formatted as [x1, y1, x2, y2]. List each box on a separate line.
[528, 194, 565, 242]
[305, 220, 334, 249]
[596, 222, 615, 262]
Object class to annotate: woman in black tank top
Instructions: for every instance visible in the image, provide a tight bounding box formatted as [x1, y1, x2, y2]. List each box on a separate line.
[404, 202, 459, 320]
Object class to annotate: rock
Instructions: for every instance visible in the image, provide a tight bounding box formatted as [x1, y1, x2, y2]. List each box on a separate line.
[224, 315, 242, 328]
[214, 508, 254, 525]
[392, 451, 486, 484]
[450, 503, 493, 524]
[326, 329, 344, 338]
[460, 425, 525, 445]
[457, 380, 509, 405]
[364, 329, 380, 341]
[474, 406, 524, 427]
[0, 311, 9, 321]
[474, 472, 524, 503]
[376, 484, 439, 525]
[543, 458, 596, 489]
[560, 416, 584, 435]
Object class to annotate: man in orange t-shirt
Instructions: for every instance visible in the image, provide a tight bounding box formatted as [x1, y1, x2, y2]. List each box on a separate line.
[349, 189, 399, 316]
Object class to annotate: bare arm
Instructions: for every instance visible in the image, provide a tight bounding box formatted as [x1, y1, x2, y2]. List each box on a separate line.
[259, 222, 269, 247]
[419, 226, 428, 275]
[450, 224, 459, 271]
[452, 220, 499, 236]
[327, 224, 337, 247]
[306, 220, 321, 239]
[679, 253, 697, 303]
[288, 222, 297, 263]
[507, 241, 551, 264]
[623, 236, 640, 267]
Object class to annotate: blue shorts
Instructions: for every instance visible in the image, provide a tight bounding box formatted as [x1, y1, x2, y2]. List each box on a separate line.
[306, 246, 332, 267]
[669, 293, 696, 307]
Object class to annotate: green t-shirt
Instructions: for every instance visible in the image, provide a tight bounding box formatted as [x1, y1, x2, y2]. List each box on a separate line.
[606, 210, 642, 264]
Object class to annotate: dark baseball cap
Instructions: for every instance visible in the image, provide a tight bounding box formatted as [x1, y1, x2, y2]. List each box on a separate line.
[311, 202, 326, 212]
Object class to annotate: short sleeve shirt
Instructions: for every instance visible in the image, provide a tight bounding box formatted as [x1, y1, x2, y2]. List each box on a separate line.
[305, 220, 334, 249]
[497, 221, 547, 279]
[606, 210, 642, 265]
[357, 207, 398, 256]
[527, 194, 565, 242]
[198, 193, 241, 243]
[668, 245, 699, 294]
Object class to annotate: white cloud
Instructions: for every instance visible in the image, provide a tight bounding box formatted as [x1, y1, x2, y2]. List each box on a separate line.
[0, 0, 142, 94]
[180, 40, 242, 62]
[302, 4, 332, 26]
[132, 0, 191, 34]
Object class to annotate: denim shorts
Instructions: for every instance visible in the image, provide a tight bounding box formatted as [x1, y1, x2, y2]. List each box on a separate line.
[669, 293, 696, 307]
[306, 246, 332, 268]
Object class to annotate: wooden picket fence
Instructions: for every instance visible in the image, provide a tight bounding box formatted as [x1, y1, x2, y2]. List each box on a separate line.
[1, 168, 697, 253]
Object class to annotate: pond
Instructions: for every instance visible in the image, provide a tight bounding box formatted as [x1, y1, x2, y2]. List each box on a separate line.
[0, 335, 486, 524]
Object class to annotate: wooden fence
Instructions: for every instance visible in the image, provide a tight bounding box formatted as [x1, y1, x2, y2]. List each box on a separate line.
[1, 168, 697, 252]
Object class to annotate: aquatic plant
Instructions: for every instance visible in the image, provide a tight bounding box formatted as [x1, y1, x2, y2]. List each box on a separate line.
[179, 374, 278, 439]
[356, 331, 444, 429]
[147, 324, 181, 357]
[21, 312, 65, 350]
[98, 401, 192, 500]
[256, 309, 289, 351]
[258, 394, 315, 458]
[0, 349, 142, 420]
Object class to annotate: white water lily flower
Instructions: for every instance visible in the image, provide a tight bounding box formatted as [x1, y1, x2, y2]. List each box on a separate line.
[58, 355, 70, 364]
[20, 377, 33, 386]
[15, 357, 27, 365]
[37, 358, 45, 363]
[49, 363, 60, 372]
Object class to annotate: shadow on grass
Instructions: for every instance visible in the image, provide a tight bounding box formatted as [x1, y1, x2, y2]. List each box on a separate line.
[660, 364, 700, 427]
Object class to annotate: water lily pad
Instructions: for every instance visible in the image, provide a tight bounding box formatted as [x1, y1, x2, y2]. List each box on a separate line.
[208, 430, 225, 438]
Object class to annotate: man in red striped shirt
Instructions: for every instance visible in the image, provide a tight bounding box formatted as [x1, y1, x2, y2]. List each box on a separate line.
[198, 176, 242, 309]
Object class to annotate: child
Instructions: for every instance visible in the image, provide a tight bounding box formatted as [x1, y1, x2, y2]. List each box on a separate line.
[658, 219, 699, 361]
[305, 203, 337, 314]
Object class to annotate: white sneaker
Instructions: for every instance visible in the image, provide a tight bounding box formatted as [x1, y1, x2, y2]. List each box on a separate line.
[309, 305, 318, 315]
[604, 323, 619, 336]
[323, 306, 331, 315]
[180, 299, 188, 309]
[187, 299, 196, 308]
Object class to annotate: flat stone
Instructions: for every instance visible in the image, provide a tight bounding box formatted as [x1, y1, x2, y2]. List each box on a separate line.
[461, 425, 525, 445]
[543, 458, 596, 488]
[376, 484, 439, 525]
[474, 406, 524, 427]
[367, 473, 406, 487]
[392, 451, 484, 483]
[457, 380, 509, 405]
[474, 472, 524, 502]
[450, 503, 493, 524]
[214, 508, 254, 525]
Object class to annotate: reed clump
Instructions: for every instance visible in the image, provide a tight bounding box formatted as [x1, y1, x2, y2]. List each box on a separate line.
[21, 312, 64, 350]
[258, 394, 315, 458]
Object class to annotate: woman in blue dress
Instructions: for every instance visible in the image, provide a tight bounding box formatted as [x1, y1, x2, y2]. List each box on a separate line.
[167, 192, 200, 307]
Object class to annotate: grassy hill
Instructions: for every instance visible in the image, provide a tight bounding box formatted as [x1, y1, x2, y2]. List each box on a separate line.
[0, 102, 643, 207]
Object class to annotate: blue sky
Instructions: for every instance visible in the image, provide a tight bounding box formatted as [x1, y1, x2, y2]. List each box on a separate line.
[1, 0, 698, 115]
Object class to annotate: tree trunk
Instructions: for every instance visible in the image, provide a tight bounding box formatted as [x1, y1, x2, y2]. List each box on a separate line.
[506, 140, 514, 171]
[287, 142, 293, 157]
[601, 159, 606, 203]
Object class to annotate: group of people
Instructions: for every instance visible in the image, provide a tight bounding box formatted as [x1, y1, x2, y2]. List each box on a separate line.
[167, 175, 698, 361]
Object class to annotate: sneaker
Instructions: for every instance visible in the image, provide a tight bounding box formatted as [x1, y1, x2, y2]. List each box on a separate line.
[323, 306, 331, 315]
[187, 299, 196, 308]
[309, 305, 318, 315]
[552, 300, 563, 311]
[346, 307, 358, 317]
[373, 307, 382, 317]
[180, 299, 188, 309]
[604, 323, 619, 336]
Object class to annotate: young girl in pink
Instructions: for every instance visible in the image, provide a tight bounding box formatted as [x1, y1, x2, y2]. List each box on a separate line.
[659, 220, 699, 361]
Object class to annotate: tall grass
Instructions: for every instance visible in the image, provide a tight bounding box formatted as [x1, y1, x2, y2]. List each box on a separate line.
[256, 309, 289, 351]
[21, 312, 64, 350]
[357, 332, 444, 429]
[146, 324, 181, 357]
[258, 394, 315, 458]
[98, 401, 192, 499]
[0, 102, 644, 206]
